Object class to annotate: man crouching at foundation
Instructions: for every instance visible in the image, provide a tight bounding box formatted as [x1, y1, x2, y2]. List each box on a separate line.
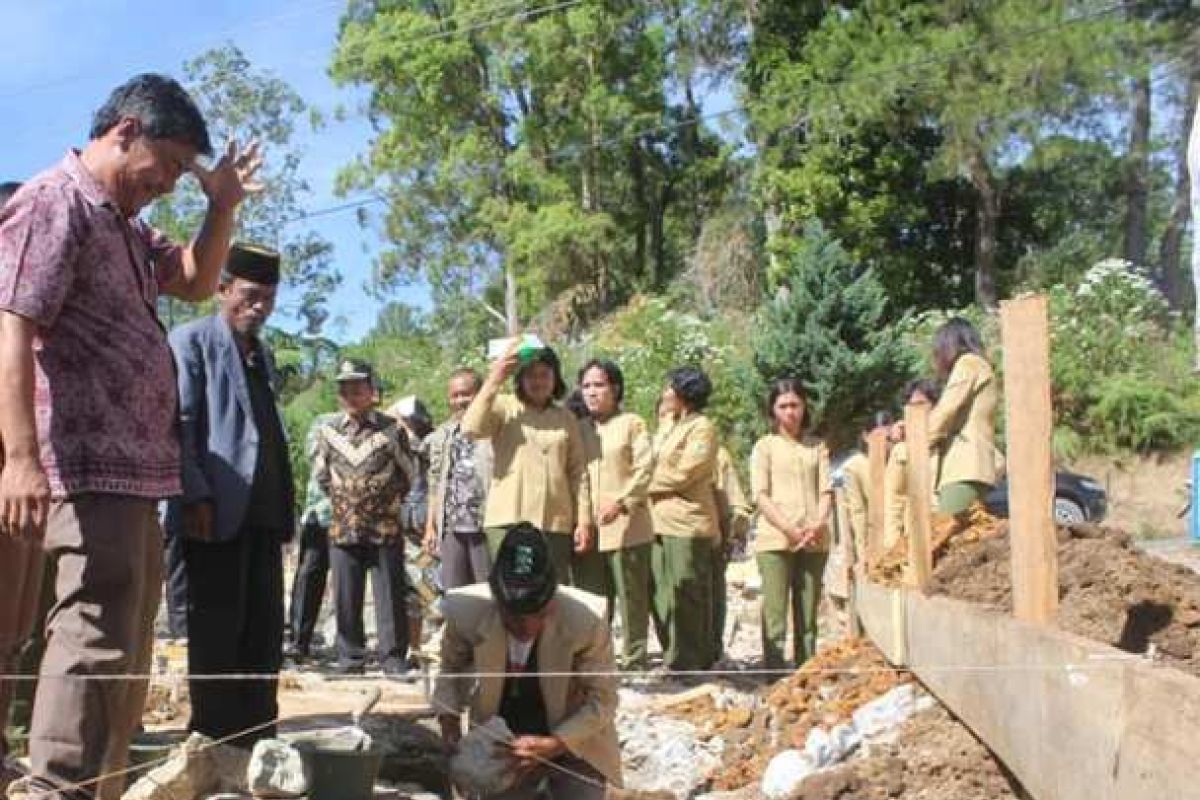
[434, 523, 621, 799]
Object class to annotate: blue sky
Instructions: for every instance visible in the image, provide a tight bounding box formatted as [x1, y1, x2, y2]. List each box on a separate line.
[0, 0, 420, 342]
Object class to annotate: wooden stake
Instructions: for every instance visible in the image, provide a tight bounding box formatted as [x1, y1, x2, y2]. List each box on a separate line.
[866, 428, 888, 571]
[904, 400, 934, 590]
[1001, 293, 1059, 623]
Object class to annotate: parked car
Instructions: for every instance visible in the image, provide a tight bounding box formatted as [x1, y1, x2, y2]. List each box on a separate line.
[984, 470, 1107, 524]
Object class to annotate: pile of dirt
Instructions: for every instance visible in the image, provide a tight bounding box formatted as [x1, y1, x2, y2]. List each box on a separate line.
[661, 638, 911, 792]
[929, 523, 1200, 676]
[791, 705, 1023, 800]
[869, 504, 1007, 584]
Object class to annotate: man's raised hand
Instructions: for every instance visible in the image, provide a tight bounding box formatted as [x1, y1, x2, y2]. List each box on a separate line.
[192, 138, 264, 211]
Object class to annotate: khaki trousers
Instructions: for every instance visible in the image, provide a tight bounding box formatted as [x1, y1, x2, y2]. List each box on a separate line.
[0, 535, 45, 754]
[27, 495, 162, 800]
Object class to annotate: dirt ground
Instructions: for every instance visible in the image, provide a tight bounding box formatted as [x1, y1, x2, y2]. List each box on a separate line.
[1068, 452, 1189, 538]
[699, 639, 911, 792]
[791, 705, 1023, 800]
[929, 521, 1200, 677]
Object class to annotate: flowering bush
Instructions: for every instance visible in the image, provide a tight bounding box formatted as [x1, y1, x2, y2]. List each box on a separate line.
[899, 260, 1196, 455]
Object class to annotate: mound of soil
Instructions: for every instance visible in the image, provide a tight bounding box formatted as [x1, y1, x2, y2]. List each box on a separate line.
[929, 523, 1200, 675]
[793, 705, 1023, 800]
[679, 638, 911, 792]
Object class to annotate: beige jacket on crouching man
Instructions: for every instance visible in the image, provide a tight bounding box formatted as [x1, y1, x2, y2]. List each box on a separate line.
[433, 583, 623, 787]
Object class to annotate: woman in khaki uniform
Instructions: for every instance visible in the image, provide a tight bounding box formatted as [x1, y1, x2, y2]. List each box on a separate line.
[577, 359, 655, 670]
[928, 319, 999, 514]
[462, 341, 594, 586]
[648, 367, 720, 671]
[751, 378, 832, 669]
[884, 380, 941, 549]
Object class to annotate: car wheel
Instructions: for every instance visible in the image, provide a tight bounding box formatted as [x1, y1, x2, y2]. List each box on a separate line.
[1054, 497, 1087, 524]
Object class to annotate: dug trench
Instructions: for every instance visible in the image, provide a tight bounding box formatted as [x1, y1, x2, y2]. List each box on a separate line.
[646, 510, 1200, 800]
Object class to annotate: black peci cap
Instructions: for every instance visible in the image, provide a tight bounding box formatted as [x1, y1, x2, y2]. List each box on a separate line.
[225, 243, 281, 286]
[489, 523, 557, 616]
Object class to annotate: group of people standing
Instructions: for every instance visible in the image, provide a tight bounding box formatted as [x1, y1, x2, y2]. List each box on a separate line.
[0, 69, 1004, 800]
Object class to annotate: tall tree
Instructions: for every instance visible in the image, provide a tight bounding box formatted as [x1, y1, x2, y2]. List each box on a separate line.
[1122, 0, 1154, 266]
[330, 0, 733, 332]
[749, 0, 1127, 309]
[152, 44, 340, 334]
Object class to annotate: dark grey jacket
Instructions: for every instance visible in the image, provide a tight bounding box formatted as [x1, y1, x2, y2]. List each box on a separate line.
[164, 314, 295, 542]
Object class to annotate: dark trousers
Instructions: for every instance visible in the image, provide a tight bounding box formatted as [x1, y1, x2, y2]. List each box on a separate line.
[288, 522, 330, 652]
[331, 542, 408, 669]
[439, 528, 490, 589]
[164, 532, 188, 638]
[650, 534, 715, 671]
[711, 545, 728, 661]
[184, 526, 284, 749]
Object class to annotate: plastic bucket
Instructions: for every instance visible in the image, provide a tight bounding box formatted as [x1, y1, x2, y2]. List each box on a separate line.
[303, 748, 383, 800]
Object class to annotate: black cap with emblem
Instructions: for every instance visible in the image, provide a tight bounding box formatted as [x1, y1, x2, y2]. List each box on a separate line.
[489, 523, 558, 616]
[224, 242, 282, 286]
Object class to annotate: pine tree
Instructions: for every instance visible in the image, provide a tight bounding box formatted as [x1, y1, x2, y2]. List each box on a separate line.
[753, 223, 916, 449]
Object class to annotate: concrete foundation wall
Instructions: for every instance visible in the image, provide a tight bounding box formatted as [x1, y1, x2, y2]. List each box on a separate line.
[854, 579, 1200, 800]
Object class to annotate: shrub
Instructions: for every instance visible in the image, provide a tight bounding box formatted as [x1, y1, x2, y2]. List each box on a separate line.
[752, 223, 917, 449]
[1086, 377, 1200, 453]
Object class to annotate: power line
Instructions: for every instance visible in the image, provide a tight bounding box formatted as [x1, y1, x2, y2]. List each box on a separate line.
[273, 1, 1137, 228]
[325, 0, 586, 73]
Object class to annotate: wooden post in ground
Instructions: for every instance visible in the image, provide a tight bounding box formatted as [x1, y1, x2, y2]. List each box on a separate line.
[904, 400, 934, 591]
[1001, 293, 1059, 623]
[866, 428, 888, 570]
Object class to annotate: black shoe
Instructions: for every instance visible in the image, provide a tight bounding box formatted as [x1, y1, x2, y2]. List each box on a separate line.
[333, 661, 365, 676]
[284, 641, 310, 662]
[381, 658, 407, 676]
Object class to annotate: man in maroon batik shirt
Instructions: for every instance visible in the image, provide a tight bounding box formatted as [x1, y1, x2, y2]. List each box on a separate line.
[0, 74, 262, 800]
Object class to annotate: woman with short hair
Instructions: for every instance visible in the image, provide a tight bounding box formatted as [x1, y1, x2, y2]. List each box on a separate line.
[462, 341, 593, 586]
[576, 359, 655, 670]
[647, 367, 720, 671]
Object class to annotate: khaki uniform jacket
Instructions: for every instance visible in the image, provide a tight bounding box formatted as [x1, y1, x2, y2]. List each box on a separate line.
[883, 443, 909, 551]
[840, 452, 870, 559]
[433, 584, 622, 786]
[714, 445, 752, 545]
[462, 391, 592, 533]
[426, 417, 493, 536]
[751, 433, 833, 553]
[647, 412, 719, 539]
[929, 353, 999, 489]
[580, 412, 654, 552]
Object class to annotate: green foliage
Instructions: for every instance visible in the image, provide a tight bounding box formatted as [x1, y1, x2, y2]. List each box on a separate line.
[151, 44, 340, 335]
[1048, 259, 1175, 427]
[908, 259, 1200, 458]
[752, 224, 917, 449]
[1087, 376, 1200, 453]
[747, 0, 1133, 308]
[331, 0, 738, 327]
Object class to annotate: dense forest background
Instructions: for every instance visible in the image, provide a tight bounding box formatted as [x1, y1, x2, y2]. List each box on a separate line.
[150, 1, 1200, 492]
